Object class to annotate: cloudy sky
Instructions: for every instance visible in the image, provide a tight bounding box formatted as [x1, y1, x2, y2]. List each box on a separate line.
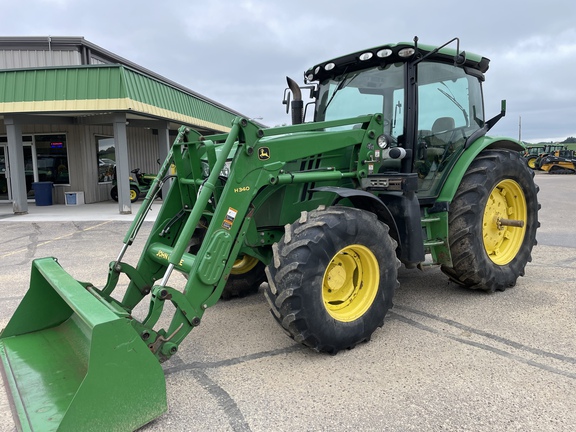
[2, 0, 576, 142]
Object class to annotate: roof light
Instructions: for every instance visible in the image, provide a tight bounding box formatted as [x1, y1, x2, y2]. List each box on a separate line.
[306, 73, 314, 81]
[398, 47, 416, 58]
[324, 62, 335, 71]
[314, 66, 321, 74]
[359, 52, 373, 61]
[376, 48, 392, 58]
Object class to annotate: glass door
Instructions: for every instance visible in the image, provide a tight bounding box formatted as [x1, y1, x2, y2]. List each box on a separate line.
[24, 144, 36, 198]
[0, 141, 37, 202]
[0, 145, 8, 201]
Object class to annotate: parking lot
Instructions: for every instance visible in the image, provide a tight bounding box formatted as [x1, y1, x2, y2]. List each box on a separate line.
[0, 171, 575, 432]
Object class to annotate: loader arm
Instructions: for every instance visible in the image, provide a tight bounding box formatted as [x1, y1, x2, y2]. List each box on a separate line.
[116, 114, 383, 362]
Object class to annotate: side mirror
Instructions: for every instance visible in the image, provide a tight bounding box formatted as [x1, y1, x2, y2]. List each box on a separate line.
[485, 99, 507, 132]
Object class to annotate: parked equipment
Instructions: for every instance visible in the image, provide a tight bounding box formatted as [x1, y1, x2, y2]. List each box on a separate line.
[523, 145, 546, 169]
[539, 149, 576, 174]
[0, 37, 540, 431]
[110, 167, 156, 202]
[531, 144, 566, 170]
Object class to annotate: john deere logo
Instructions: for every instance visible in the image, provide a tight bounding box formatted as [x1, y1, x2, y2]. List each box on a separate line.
[258, 147, 270, 160]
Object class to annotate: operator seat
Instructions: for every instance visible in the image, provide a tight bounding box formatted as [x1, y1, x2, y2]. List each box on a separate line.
[432, 116, 455, 134]
[427, 116, 455, 157]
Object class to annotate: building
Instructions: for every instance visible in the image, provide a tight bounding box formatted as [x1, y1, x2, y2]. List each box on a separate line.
[0, 36, 250, 214]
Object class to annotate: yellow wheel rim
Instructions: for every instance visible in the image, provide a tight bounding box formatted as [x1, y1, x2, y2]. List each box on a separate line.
[482, 179, 527, 265]
[322, 244, 379, 322]
[231, 255, 259, 275]
[130, 189, 138, 201]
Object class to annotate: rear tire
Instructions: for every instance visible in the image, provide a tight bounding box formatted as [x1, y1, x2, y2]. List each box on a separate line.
[441, 150, 539, 292]
[110, 185, 140, 203]
[265, 206, 399, 354]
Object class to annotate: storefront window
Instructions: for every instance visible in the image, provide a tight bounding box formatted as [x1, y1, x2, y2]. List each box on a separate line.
[97, 137, 116, 183]
[33, 134, 69, 184]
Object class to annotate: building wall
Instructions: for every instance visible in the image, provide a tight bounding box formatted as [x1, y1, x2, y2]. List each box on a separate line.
[0, 123, 162, 204]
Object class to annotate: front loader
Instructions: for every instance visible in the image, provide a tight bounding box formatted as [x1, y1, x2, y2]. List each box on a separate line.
[0, 37, 539, 431]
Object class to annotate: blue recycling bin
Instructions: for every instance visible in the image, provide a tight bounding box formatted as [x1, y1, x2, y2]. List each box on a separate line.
[32, 181, 53, 206]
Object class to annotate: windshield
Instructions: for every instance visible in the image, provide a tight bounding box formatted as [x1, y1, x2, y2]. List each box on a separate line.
[315, 63, 405, 136]
[313, 58, 486, 198]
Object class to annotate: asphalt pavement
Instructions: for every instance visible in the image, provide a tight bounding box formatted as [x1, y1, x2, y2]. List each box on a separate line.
[0, 171, 575, 432]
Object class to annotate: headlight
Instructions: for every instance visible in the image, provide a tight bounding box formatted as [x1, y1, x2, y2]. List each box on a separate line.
[398, 47, 416, 58]
[377, 134, 390, 149]
[220, 162, 231, 177]
[359, 52, 373, 61]
[201, 161, 232, 178]
[201, 161, 210, 177]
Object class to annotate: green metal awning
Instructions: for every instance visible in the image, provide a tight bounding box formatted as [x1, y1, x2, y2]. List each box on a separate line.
[0, 64, 238, 132]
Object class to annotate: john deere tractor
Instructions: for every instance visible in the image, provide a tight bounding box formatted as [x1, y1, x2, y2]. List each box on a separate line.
[0, 37, 539, 431]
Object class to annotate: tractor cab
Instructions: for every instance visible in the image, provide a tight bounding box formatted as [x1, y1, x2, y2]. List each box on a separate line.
[287, 38, 498, 201]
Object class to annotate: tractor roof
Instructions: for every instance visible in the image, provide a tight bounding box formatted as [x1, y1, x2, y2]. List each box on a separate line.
[305, 40, 490, 83]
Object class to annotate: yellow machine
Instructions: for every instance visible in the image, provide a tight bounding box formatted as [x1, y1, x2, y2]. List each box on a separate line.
[539, 150, 576, 174]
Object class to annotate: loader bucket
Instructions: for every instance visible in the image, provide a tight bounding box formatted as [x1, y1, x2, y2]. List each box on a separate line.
[0, 257, 166, 431]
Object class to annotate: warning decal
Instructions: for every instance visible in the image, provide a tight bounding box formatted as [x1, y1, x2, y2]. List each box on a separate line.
[222, 207, 238, 230]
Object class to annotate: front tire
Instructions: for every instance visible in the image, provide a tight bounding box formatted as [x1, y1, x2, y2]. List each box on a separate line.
[129, 185, 140, 203]
[265, 206, 399, 354]
[221, 255, 267, 300]
[441, 150, 539, 291]
[526, 156, 538, 169]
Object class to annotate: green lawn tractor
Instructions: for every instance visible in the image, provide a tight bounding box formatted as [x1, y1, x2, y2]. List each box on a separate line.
[110, 167, 157, 203]
[0, 37, 539, 431]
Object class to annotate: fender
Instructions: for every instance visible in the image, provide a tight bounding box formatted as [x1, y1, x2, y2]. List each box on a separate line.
[311, 186, 426, 265]
[311, 186, 398, 234]
[438, 136, 525, 202]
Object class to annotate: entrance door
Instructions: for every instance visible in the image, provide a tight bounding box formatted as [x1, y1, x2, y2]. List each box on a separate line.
[0, 146, 8, 201]
[0, 143, 38, 202]
[24, 145, 36, 198]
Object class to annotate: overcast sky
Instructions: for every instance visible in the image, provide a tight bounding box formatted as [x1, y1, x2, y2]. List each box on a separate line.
[2, 0, 576, 143]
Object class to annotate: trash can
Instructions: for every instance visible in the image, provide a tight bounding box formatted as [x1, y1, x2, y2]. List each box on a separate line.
[32, 181, 53, 206]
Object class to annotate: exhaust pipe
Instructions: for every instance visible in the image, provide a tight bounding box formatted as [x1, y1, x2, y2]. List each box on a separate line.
[286, 77, 303, 125]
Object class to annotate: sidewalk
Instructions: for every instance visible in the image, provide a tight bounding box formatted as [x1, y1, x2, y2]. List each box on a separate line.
[0, 200, 161, 222]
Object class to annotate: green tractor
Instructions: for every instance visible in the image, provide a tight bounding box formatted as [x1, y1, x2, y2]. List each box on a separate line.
[523, 144, 546, 169]
[0, 37, 539, 431]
